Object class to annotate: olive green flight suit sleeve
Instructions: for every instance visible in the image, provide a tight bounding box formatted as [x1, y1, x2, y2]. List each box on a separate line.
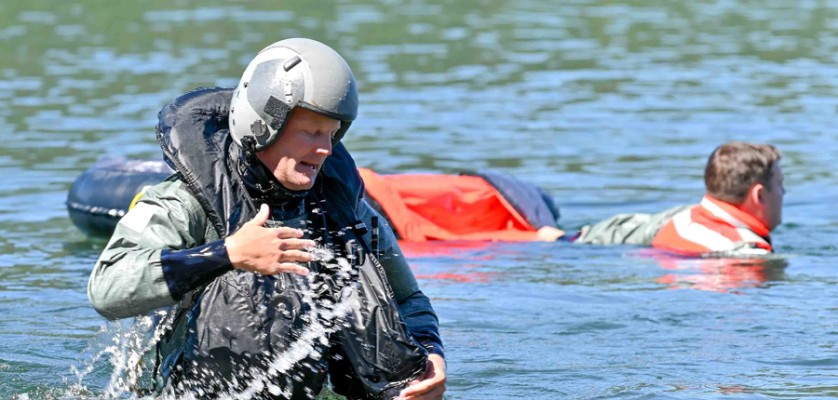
[87, 179, 212, 320]
[575, 205, 690, 246]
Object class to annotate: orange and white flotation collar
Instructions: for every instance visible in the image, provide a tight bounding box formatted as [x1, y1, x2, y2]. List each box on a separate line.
[651, 195, 772, 255]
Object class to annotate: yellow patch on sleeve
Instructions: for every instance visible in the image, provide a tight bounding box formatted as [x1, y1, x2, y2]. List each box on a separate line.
[128, 186, 151, 210]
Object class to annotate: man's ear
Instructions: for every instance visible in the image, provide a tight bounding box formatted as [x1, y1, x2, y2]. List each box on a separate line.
[749, 183, 766, 205]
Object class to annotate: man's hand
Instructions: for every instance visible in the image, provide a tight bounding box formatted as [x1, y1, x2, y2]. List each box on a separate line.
[224, 204, 314, 275]
[399, 354, 446, 400]
[536, 226, 565, 241]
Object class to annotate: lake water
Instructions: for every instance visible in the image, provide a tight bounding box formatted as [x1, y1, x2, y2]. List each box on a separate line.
[1, 0, 836, 398]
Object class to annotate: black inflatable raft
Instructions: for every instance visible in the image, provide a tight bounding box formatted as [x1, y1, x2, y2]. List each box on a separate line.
[66, 158, 173, 237]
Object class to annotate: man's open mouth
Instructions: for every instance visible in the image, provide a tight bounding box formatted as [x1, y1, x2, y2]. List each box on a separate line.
[300, 161, 318, 172]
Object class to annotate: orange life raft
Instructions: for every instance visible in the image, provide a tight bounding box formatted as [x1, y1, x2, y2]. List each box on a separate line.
[359, 168, 559, 242]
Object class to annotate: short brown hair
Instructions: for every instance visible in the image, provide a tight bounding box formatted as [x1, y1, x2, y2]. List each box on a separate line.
[704, 142, 782, 204]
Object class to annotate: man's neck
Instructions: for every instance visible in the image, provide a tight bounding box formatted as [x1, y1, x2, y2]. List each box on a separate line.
[243, 160, 309, 207]
[702, 194, 770, 237]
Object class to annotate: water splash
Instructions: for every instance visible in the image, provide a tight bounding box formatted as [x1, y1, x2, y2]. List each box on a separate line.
[211, 260, 357, 400]
[65, 310, 177, 399]
[66, 248, 362, 400]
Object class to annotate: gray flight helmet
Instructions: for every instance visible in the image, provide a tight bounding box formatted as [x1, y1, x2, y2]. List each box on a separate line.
[229, 38, 358, 150]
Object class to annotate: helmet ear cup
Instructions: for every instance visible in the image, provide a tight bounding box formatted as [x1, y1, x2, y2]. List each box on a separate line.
[257, 96, 292, 146]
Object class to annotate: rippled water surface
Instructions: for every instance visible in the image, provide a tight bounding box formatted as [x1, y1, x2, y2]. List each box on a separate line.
[1, 1, 836, 398]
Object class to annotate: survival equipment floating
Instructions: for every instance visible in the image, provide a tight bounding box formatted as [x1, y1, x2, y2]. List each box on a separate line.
[67, 160, 561, 241]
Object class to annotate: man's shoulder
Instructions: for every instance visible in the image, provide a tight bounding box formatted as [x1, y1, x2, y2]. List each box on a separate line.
[126, 175, 217, 240]
[144, 175, 184, 193]
[141, 176, 202, 211]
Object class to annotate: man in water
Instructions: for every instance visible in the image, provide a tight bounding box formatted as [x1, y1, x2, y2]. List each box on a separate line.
[88, 38, 445, 399]
[575, 142, 784, 256]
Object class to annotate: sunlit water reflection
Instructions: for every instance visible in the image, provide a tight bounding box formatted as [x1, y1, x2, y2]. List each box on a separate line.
[1, 0, 837, 399]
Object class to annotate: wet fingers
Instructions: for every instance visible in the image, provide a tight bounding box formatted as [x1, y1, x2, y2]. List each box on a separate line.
[273, 262, 310, 276]
[275, 249, 314, 263]
[276, 238, 316, 251]
[271, 227, 307, 239]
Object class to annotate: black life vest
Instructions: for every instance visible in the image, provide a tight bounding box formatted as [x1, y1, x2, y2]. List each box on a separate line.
[154, 87, 427, 399]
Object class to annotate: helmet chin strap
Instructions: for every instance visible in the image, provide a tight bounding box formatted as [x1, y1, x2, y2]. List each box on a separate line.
[240, 135, 308, 208]
[241, 135, 260, 166]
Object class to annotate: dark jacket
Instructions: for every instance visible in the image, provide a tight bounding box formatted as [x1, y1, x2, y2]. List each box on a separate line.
[89, 88, 442, 399]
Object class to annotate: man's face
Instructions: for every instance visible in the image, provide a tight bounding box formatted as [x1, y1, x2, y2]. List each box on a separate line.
[256, 107, 340, 191]
[760, 163, 785, 231]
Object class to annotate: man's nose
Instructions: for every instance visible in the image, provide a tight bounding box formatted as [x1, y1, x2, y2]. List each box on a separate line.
[316, 135, 332, 156]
